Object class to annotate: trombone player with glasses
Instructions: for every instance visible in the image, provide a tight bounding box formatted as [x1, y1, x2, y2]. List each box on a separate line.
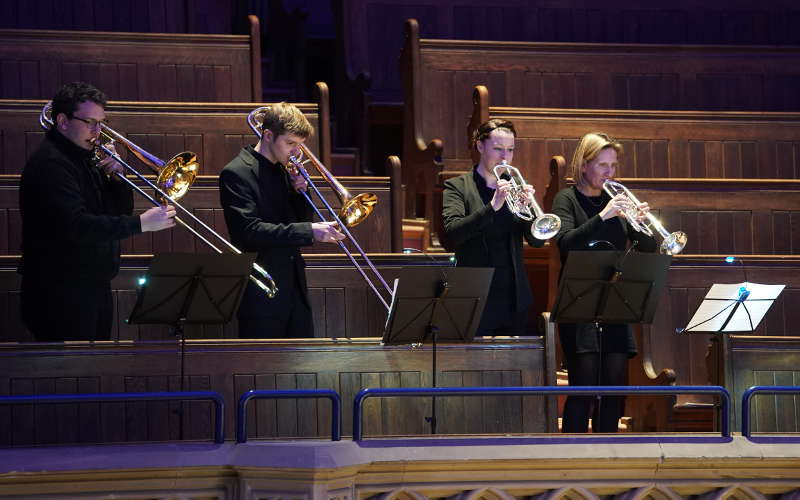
[19, 82, 176, 342]
[219, 102, 345, 339]
[442, 119, 546, 337]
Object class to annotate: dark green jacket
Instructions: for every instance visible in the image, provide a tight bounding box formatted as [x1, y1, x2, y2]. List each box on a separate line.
[442, 170, 543, 312]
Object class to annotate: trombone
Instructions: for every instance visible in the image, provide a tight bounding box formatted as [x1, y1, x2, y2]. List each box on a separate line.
[493, 161, 561, 240]
[247, 106, 393, 310]
[39, 102, 278, 298]
[602, 179, 687, 255]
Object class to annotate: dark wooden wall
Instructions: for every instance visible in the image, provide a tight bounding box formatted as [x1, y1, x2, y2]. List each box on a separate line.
[0, 335, 552, 445]
[0, 0, 238, 33]
[0, 17, 262, 102]
[342, 0, 800, 105]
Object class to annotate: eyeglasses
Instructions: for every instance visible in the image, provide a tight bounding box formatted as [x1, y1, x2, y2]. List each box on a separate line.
[70, 115, 108, 130]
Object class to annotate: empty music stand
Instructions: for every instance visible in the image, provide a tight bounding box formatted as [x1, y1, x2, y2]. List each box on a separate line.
[128, 252, 256, 392]
[551, 250, 671, 325]
[679, 282, 784, 333]
[382, 266, 493, 434]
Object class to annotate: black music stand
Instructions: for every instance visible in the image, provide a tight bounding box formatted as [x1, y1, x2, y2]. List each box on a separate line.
[128, 252, 255, 409]
[551, 250, 671, 431]
[551, 250, 671, 325]
[382, 266, 494, 434]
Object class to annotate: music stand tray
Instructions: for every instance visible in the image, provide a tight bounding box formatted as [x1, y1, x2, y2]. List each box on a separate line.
[128, 253, 256, 327]
[381, 266, 493, 346]
[551, 250, 671, 325]
[681, 282, 784, 333]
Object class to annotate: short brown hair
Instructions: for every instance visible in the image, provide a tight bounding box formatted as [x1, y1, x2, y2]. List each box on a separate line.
[260, 102, 314, 139]
[568, 132, 624, 188]
[472, 119, 516, 149]
[51, 81, 107, 125]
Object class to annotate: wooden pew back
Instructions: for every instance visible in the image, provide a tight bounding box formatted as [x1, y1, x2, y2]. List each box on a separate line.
[403, 20, 800, 222]
[0, 99, 322, 176]
[0, 16, 262, 102]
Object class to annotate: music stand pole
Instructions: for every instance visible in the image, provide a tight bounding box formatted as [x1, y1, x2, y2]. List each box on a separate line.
[424, 279, 449, 434]
[128, 252, 256, 439]
[382, 266, 494, 435]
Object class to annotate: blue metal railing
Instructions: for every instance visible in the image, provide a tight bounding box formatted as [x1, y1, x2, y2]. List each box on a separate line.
[0, 391, 225, 443]
[237, 389, 341, 442]
[741, 385, 800, 438]
[352, 385, 731, 440]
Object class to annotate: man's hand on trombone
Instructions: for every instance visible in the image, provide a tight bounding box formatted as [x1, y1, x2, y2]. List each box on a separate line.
[312, 221, 346, 244]
[140, 205, 177, 232]
[289, 169, 308, 193]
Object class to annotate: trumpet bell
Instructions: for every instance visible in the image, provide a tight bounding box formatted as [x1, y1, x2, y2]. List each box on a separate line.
[156, 152, 199, 202]
[340, 192, 378, 227]
[662, 230, 688, 256]
[532, 214, 562, 240]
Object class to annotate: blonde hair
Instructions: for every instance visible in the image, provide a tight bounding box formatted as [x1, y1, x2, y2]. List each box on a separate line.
[260, 102, 314, 139]
[568, 132, 623, 188]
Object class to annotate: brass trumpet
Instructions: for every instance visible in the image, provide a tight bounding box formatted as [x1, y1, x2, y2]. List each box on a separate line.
[602, 179, 687, 255]
[39, 102, 278, 298]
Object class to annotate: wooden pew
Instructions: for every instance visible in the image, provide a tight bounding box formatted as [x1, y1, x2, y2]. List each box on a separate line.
[0, 15, 262, 102]
[0, 332, 554, 445]
[402, 19, 800, 227]
[0, 98, 324, 177]
[0, 247, 411, 343]
[335, 0, 800, 174]
[0, 82, 407, 258]
[0, 168, 400, 268]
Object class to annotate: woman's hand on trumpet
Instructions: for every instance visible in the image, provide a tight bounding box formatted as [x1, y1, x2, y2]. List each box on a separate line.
[600, 194, 650, 222]
[312, 221, 346, 244]
[140, 205, 177, 232]
[490, 178, 513, 211]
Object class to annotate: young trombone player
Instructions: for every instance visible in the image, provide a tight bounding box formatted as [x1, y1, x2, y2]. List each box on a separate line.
[19, 82, 176, 342]
[219, 102, 345, 339]
[442, 119, 547, 337]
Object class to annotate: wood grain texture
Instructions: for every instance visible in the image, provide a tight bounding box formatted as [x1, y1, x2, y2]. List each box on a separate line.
[0, 21, 260, 101]
[0, 336, 549, 444]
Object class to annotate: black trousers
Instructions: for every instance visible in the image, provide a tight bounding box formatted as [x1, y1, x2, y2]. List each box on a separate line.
[22, 277, 113, 341]
[236, 276, 314, 339]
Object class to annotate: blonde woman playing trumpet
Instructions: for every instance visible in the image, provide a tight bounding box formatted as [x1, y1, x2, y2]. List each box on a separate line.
[552, 132, 658, 433]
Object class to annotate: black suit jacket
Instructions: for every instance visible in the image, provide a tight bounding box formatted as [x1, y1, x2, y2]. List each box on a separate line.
[219, 146, 314, 319]
[442, 169, 543, 313]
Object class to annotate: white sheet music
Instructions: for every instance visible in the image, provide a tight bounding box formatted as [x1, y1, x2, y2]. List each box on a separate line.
[684, 282, 784, 332]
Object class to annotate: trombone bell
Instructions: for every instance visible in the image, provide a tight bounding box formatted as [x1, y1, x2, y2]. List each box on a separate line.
[340, 192, 378, 227]
[157, 152, 199, 202]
